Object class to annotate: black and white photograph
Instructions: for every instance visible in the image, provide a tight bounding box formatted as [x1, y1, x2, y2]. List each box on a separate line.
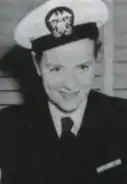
[0, 0, 127, 183]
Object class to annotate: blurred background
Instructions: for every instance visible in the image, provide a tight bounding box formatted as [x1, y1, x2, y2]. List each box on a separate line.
[0, 0, 127, 109]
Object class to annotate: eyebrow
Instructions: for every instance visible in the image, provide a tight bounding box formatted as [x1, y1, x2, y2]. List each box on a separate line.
[45, 63, 63, 67]
[76, 60, 93, 67]
[45, 60, 93, 67]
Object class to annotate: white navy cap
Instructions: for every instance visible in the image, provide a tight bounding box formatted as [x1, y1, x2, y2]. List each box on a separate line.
[14, 0, 109, 51]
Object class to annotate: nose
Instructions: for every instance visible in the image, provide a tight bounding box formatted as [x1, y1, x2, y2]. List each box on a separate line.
[63, 71, 77, 91]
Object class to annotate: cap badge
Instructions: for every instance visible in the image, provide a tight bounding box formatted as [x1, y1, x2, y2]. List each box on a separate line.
[45, 7, 74, 38]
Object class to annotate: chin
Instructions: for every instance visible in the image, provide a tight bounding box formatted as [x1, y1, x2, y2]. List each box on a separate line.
[56, 102, 79, 113]
[60, 107, 77, 113]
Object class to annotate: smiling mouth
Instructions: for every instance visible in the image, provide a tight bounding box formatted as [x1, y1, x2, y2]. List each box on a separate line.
[59, 91, 80, 99]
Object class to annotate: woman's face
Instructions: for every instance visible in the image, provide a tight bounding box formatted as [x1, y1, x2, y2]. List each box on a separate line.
[38, 39, 95, 112]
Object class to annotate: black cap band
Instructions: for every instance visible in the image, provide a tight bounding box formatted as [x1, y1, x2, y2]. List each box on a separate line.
[32, 22, 99, 53]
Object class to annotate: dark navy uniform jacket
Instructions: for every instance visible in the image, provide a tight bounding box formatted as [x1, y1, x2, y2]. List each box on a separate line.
[0, 89, 127, 184]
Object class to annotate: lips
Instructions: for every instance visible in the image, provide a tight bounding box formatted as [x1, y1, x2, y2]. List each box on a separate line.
[59, 90, 80, 100]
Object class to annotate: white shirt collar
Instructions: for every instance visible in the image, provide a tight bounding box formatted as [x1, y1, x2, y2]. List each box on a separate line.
[48, 100, 87, 137]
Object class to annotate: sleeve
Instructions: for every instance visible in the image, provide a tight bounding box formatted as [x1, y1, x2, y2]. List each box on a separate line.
[0, 106, 25, 184]
[0, 106, 23, 167]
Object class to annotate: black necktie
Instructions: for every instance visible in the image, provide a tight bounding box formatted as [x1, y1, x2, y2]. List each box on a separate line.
[60, 117, 75, 141]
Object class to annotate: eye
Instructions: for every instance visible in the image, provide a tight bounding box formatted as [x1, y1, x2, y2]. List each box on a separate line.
[79, 64, 89, 71]
[51, 20, 55, 23]
[50, 66, 61, 72]
[56, 19, 59, 23]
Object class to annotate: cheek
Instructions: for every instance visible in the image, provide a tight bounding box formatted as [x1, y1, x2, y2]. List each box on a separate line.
[77, 67, 94, 86]
[42, 71, 63, 88]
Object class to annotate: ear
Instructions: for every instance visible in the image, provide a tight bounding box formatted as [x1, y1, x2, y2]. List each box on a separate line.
[31, 51, 41, 76]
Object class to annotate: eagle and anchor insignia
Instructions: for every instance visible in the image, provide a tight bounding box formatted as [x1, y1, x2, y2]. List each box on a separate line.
[45, 7, 74, 38]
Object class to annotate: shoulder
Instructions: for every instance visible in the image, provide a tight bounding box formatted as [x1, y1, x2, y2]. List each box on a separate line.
[89, 90, 127, 128]
[0, 105, 23, 117]
[90, 90, 127, 112]
[0, 104, 31, 139]
[93, 91, 127, 135]
[0, 105, 26, 126]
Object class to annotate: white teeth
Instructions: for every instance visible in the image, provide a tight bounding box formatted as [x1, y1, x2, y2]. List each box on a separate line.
[59, 91, 79, 99]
